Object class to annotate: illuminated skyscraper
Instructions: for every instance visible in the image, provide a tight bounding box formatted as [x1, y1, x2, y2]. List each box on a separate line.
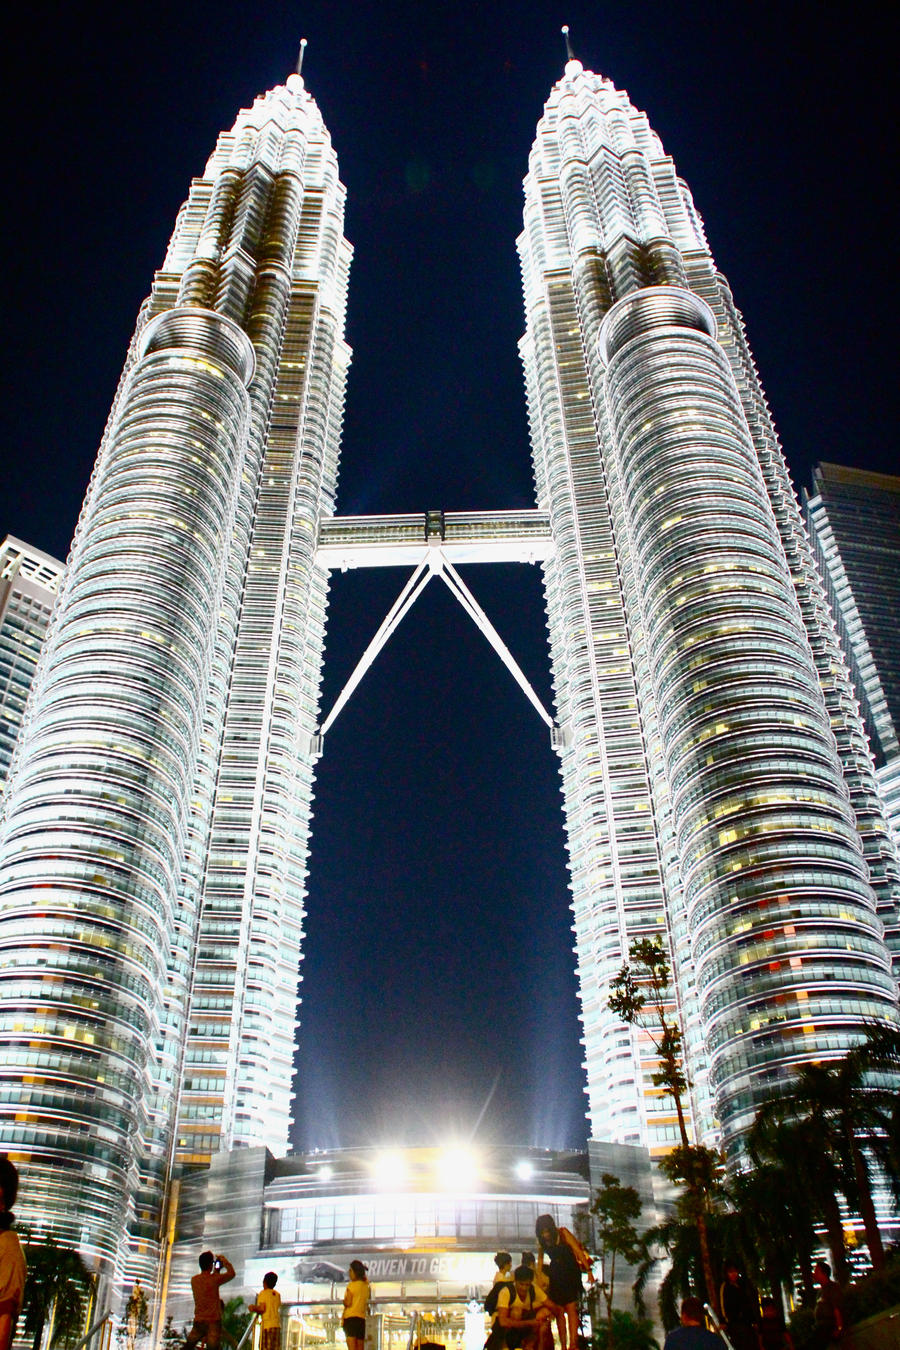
[804, 463, 900, 856]
[0, 538, 64, 793]
[804, 464, 900, 768]
[0, 68, 351, 1284]
[518, 53, 900, 1154]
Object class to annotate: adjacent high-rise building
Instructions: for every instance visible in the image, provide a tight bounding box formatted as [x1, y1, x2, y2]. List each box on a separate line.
[1, 43, 898, 1313]
[803, 463, 900, 767]
[0, 537, 65, 793]
[803, 462, 900, 854]
[0, 69, 351, 1285]
[517, 55, 900, 1154]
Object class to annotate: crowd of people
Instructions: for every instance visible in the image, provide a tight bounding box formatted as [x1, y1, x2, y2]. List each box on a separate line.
[0, 1151, 848, 1350]
[661, 1262, 844, 1350]
[482, 1214, 593, 1350]
[177, 1240, 845, 1350]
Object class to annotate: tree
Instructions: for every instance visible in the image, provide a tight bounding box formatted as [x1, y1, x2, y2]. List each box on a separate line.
[21, 1236, 94, 1350]
[590, 1173, 645, 1349]
[599, 1310, 660, 1350]
[161, 1316, 187, 1350]
[608, 938, 720, 1314]
[746, 1112, 847, 1293]
[117, 1283, 151, 1350]
[634, 1205, 743, 1332]
[750, 1025, 900, 1274]
[726, 1157, 814, 1306]
[221, 1298, 253, 1350]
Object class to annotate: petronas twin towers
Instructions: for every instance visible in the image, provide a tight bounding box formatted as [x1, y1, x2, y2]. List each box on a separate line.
[1, 47, 898, 1295]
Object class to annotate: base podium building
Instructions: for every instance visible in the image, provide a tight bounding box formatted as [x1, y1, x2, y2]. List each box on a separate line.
[0, 42, 898, 1312]
[166, 1146, 595, 1350]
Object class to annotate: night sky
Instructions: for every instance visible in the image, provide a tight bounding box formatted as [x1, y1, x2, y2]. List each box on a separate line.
[3, 2, 895, 1155]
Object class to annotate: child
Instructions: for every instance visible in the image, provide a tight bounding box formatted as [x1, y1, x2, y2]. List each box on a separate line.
[250, 1272, 282, 1350]
[342, 1262, 369, 1350]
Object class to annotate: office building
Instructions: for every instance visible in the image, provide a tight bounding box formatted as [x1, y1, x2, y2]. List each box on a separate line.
[804, 464, 900, 846]
[517, 55, 900, 1153]
[0, 537, 65, 793]
[0, 69, 351, 1285]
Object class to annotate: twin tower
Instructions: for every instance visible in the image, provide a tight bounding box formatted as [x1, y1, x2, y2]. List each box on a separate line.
[1, 54, 898, 1290]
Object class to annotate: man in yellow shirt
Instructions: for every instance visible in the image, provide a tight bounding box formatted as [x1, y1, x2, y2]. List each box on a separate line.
[250, 1272, 282, 1350]
[495, 1266, 557, 1350]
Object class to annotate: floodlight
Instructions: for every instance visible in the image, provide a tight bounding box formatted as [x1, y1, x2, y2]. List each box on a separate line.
[436, 1146, 479, 1191]
[515, 1160, 534, 1180]
[373, 1149, 407, 1187]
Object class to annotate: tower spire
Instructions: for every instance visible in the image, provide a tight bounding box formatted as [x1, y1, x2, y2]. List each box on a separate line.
[296, 37, 308, 76]
[561, 24, 575, 62]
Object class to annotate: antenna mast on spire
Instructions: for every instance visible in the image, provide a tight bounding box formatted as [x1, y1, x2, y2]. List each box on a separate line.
[561, 24, 575, 61]
[296, 37, 308, 76]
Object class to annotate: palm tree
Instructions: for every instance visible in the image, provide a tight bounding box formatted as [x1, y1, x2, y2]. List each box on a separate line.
[725, 1157, 815, 1305]
[748, 1110, 855, 1292]
[749, 1025, 900, 1274]
[22, 1235, 94, 1350]
[609, 938, 721, 1314]
[634, 1205, 746, 1331]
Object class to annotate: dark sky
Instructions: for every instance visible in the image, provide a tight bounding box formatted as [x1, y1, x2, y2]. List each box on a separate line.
[2, 2, 895, 1154]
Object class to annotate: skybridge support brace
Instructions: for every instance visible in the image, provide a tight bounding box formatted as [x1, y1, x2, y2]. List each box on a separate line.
[311, 544, 568, 757]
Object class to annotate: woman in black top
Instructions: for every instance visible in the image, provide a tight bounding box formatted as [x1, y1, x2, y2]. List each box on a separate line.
[535, 1216, 581, 1350]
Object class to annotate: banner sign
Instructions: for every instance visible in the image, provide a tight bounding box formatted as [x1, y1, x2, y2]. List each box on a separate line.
[363, 1253, 492, 1283]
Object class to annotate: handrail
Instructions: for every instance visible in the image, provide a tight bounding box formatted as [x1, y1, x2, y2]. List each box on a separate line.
[235, 1313, 260, 1350]
[70, 1312, 114, 1350]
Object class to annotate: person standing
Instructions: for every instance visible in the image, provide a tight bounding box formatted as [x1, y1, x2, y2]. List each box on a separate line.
[184, 1251, 236, 1350]
[811, 1262, 844, 1350]
[0, 1158, 26, 1350]
[342, 1261, 369, 1350]
[719, 1263, 759, 1350]
[535, 1218, 582, 1350]
[250, 1272, 282, 1350]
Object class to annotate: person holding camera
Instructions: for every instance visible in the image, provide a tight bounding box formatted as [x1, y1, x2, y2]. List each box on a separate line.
[184, 1250, 236, 1350]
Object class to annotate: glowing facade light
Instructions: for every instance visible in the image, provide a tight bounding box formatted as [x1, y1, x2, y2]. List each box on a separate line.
[518, 59, 900, 1154]
[514, 1161, 534, 1181]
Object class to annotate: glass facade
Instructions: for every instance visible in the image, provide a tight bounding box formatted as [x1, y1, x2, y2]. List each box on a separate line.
[518, 59, 900, 1152]
[0, 73, 351, 1287]
[803, 463, 900, 938]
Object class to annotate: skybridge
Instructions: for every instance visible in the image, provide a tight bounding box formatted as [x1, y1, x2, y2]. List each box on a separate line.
[312, 508, 565, 753]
